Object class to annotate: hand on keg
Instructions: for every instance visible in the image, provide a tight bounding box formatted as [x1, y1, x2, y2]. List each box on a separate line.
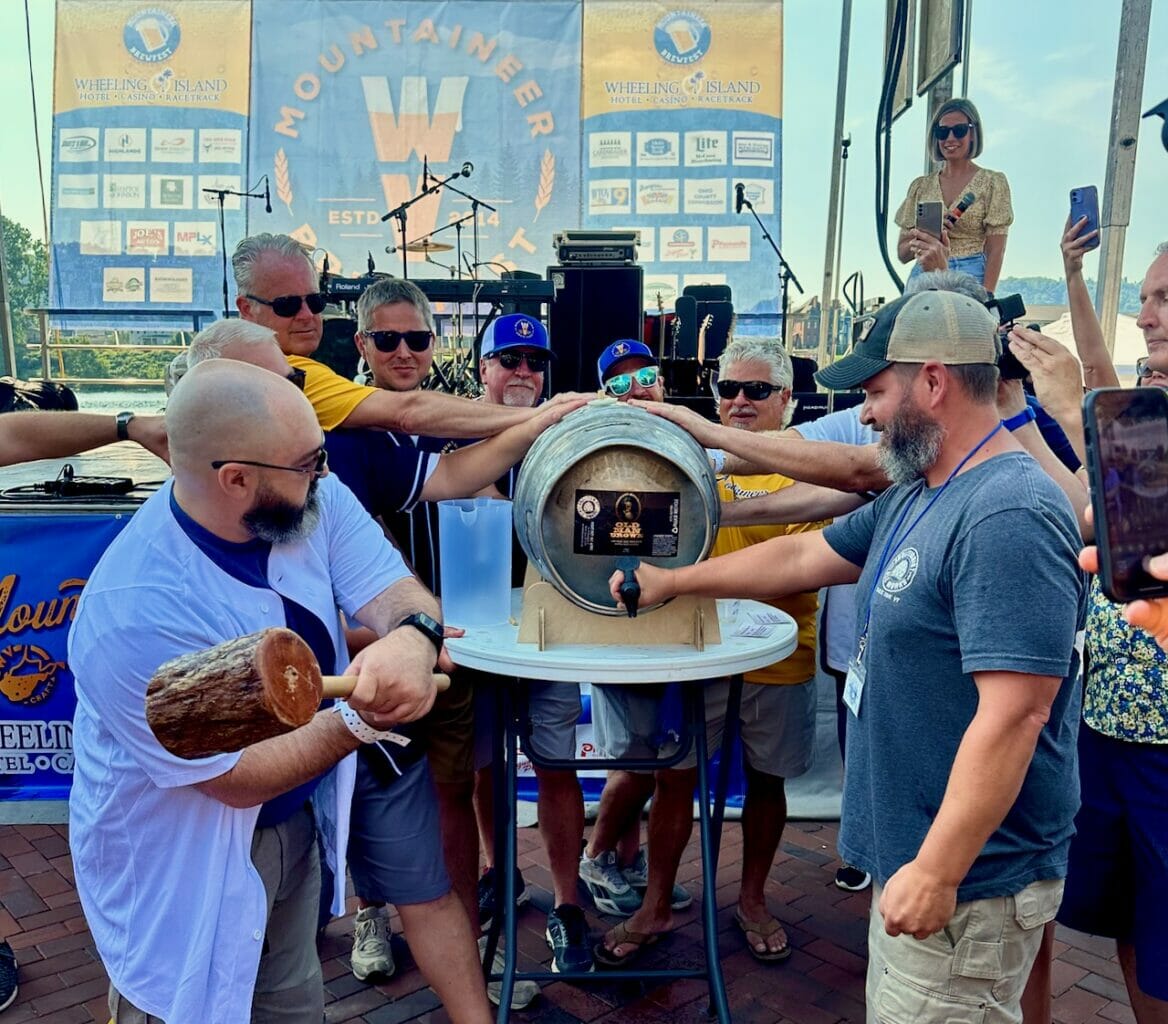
[537, 392, 590, 423]
[628, 399, 724, 447]
[609, 561, 674, 612]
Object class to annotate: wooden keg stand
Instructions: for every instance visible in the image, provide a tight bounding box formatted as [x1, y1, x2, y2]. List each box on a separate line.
[516, 565, 721, 652]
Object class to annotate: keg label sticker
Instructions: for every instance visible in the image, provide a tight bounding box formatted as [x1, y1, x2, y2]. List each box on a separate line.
[573, 490, 681, 557]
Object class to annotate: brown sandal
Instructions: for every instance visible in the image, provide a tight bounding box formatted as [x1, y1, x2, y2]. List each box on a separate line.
[734, 908, 792, 963]
[593, 921, 663, 968]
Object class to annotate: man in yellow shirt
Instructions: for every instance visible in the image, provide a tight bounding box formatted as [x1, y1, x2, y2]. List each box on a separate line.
[708, 337, 826, 962]
[232, 233, 570, 437]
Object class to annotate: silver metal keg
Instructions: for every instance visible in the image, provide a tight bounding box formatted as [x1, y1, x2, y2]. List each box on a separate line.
[513, 401, 719, 615]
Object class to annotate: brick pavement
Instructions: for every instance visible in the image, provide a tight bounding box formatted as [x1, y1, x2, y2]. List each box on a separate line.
[0, 820, 1134, 1023]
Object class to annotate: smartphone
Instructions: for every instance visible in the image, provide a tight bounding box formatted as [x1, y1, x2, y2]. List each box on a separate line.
[1069, 186, 1100, 252]
[915, 201, 944, 240]
[1082, 387, 1168, 602]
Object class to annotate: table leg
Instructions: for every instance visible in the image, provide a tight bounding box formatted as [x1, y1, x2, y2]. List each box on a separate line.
[498, 679, 520, 1022]
[692, 682, 732, 1024]
[709, 674, 745, 873]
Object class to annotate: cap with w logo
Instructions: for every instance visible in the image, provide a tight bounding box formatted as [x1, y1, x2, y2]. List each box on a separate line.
[816, 290, 1002, 391]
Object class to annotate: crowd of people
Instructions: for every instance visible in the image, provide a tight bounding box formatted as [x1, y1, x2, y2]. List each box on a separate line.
[1, 94, 1167, 1024]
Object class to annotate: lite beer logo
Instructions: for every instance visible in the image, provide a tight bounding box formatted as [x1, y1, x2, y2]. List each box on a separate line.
[0, 574, 84, 707]
[264, 13, 565, 274]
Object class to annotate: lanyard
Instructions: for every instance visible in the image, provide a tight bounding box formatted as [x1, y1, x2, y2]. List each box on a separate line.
[856, 420, 1003, 657]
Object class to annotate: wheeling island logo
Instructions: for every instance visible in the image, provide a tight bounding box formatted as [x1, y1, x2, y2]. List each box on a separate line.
[654, 11, 711, 65]
[263, 12, 571, 276]
[124, 8, 181, 63]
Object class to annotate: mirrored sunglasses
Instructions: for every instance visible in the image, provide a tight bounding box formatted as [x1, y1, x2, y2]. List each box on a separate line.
[366, 329, 433, 353]
[715, 379, 778, 401]
[605, 365, 660, 397]
[246, 292, 326, 317]
[492, 350, 548, 371]
[1136, 356, 1150, 378]
[932, 123, 974, 141]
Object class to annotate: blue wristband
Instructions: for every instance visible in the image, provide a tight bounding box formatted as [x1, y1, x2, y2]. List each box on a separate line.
[1001, 406, 1037, 432]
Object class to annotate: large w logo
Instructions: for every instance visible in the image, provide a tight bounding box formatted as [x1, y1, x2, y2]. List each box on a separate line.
[361, 75, 469, 163]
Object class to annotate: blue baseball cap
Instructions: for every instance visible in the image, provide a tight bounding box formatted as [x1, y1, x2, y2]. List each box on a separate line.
[597, 339, 656, 385]
[481, 314, 553, 358]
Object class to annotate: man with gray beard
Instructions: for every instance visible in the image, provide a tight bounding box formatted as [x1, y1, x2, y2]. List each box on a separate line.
[613, 290, 1086, 1024]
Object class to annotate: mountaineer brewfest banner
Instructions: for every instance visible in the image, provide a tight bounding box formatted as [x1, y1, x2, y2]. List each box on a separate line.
[50, 1, 252, 320]
[48, 1, 783, 318]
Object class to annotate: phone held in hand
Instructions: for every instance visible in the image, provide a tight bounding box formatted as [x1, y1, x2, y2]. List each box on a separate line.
[1069, 186, 1100, 251]
[1082, 387, 1168, 603]
[915, 201, 944, 240]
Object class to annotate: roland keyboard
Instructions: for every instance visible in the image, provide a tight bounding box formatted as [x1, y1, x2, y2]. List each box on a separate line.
[320, 275, 553, 305]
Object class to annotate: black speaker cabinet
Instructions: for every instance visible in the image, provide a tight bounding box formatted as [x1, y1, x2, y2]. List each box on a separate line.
[547, 265, 643, 393]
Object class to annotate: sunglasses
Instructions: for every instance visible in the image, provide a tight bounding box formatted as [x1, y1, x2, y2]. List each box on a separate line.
[286, 367, 306, 391]
[932, 123, 975, 141]
[605, 365, 660, 397]
[211, 443, 328, 478]
[364, 329, 433, 353]
[246, 292, 326, 317]
[715, 379, 780, 401]
[491, 350, 549, 371]
[1136, 356, 1150, 378]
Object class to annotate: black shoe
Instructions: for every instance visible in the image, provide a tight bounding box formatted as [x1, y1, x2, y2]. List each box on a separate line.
[477, 865, 530, 933]
[545, 904, 594, 974]
[834, 864, 872, 892]
[0, 941, 17, 1013]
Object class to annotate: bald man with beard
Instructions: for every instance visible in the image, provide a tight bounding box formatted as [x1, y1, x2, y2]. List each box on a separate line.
[67, 361, 454, 1024]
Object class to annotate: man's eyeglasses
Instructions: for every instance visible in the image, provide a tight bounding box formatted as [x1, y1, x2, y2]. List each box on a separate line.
[714, 379, 781, 401]
[246, 292, 327, 318]
[211, 444, 328, 478]
[364, 329, 434, 353]
[286, 367, 307, 391]
[605, 365, 660, 397]
[932, 123, 974, 141]
[490, 350, 549, 372]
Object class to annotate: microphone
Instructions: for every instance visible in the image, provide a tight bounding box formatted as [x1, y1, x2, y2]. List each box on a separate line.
[367, 250, 375, 274]
[945, 191, 976, 229]
[321, 253, 330, 292]
[264, 176, 271, 214]
[461, 162, 474, 178]
[423, 154, 429, 184]
[735, 183, 745, 214]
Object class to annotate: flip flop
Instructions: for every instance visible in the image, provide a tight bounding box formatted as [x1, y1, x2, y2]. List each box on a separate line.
[734, 909, 792, 963]
[593, 921, 663, 969]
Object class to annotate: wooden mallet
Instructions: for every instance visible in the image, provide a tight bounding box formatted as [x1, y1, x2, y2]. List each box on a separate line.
[146, 626, 449, 760]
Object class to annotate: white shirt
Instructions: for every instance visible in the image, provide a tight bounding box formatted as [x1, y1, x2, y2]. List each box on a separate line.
[791, 407, 879, 672]
[68, 475, 410, 1024]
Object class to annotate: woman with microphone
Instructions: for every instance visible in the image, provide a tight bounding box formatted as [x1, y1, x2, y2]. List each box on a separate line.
[894, 98, 1013, 292]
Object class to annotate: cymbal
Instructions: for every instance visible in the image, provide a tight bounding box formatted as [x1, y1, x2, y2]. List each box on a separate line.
[405, 240, 454, 253]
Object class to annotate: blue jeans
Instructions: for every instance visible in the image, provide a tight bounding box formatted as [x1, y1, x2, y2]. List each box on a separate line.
[908, 250, 987, 286]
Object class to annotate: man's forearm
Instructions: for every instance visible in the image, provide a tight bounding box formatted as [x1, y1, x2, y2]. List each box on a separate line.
[720, 430, 888, 492]
[347, 389, 534, 438]
[354, 575, 442, 635]
[423, 423, 533, 501]
[1066, 271, 1119, 389]
[0, 411, 129, 467]
[720, 483, 865, 527]
[194, 710, 360, 808]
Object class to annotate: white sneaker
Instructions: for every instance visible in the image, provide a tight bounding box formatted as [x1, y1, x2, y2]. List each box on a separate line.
[351, 905, 395, 982]
[479, 935, 539, 1010]
[578, 849, 643, 916]
[623, 846, 693, 911]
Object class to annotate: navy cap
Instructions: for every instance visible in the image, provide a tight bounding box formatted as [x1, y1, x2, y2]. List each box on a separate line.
[597, 339, 656, 385]
[481, 314, 553, 358]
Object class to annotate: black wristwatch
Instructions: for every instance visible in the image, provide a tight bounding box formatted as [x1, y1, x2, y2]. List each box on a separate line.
[115, 410, 135, 442]
[397, 612, 444, 655]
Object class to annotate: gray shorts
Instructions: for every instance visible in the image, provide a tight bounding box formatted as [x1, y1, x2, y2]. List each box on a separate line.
[866, 877, 1064, 1024]
[474, 679, 583, 769]
[590, 677, 816, 778]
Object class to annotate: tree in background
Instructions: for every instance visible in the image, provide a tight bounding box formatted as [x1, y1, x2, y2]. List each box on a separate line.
[1, 214, 48, 378]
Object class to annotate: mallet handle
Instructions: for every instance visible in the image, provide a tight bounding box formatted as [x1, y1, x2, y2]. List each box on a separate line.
[321, 674, 450, 698]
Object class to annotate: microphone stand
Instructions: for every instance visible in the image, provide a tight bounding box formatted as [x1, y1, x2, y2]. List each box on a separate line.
[203, 181, 269, 318]
[380, 168, 467, 281]
[740, 195, 804, 347]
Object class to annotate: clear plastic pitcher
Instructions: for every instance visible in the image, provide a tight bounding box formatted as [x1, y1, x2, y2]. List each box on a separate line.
[438, 498, 513, 626]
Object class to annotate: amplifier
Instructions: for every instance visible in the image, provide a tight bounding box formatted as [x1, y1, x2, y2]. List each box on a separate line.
[553, 230, 639, 266]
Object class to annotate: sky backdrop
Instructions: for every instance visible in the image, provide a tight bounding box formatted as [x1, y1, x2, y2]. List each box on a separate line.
[2, 0, 1166, 307]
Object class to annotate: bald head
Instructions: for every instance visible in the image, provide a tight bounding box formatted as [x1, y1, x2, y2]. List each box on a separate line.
[166, 359, 319, 473]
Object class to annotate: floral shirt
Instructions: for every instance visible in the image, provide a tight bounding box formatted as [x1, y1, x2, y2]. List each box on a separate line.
[1084, 576, 1168, 743]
